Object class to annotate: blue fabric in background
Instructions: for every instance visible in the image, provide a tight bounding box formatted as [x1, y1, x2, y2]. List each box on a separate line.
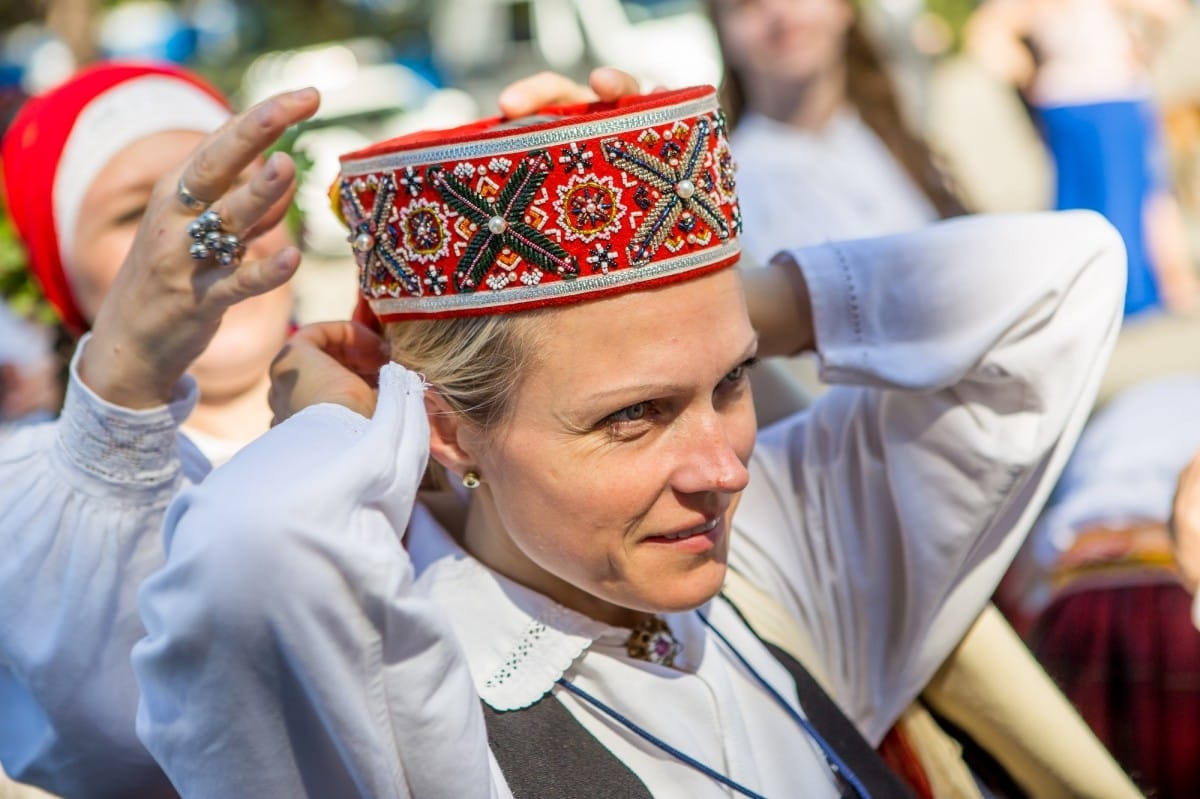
[1037, 98, 1166, 317]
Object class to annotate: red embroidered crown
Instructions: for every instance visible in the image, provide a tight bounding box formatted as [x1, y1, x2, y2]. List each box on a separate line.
[336, 86, 741, 321]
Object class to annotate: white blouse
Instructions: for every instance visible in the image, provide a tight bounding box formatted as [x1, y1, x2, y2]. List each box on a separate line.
[0, 339, 206, 798]
[129, 211, 1123, 798]
[732, 110, 938, 266]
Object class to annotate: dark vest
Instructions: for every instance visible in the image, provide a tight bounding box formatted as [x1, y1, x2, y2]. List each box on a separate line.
[482, 600, 916, 798]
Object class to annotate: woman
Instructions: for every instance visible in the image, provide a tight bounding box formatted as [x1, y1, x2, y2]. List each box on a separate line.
[130, 84, 1125, 796]
[706, 0, 965, 265]
[0, 65, 317, 797]
[703, 0, 968, 417]
[1005, 375, 1200, 798]
[966, 0, 1197, 317]
[1, 62, 295, 463]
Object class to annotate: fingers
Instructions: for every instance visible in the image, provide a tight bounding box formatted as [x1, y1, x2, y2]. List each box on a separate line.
[268, 321, 385, 423]
[497, 68, 643, 119]
[588, 67, 642, 101]
[498, 71, 599, 118]
[211, 151, 297, 241]
[177, 87, 319, 207]
[1171, 449, 1200, 592]
[288, 321, 389, 376]
[206, 246, 302, 308]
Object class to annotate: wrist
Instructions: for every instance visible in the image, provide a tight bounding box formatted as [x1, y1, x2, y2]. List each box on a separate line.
[740, 252, 815, 358]
[78, 327, 181, 409]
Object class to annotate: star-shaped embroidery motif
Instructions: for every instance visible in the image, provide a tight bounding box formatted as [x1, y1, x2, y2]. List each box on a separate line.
[429, 151, 577, 293]
[602, 116, 730, 266]
[340, 173, 421, 295]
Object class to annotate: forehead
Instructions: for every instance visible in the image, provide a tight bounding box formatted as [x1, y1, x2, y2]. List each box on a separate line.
[85, 129, 206, 196]
[522, 267, 753, 393]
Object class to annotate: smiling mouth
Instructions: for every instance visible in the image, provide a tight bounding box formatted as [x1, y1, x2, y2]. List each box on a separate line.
[656, 517, 719, 541]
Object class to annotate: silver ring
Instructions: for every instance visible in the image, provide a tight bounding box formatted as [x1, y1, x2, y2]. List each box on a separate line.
[187, 209, 245, 267]
[176, 177, 211, 212]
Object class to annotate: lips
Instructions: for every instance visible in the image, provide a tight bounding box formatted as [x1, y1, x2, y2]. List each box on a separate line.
[643, 516, 725, 553]
[657, 517, 718, 541]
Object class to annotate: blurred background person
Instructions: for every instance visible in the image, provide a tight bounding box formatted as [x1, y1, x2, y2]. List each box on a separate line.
[1000, 375, 1200, 798]
[0, 63, 313, 798]
[703, 0, 968, 411]
[966, 0, 1198, 318]
[706, 0, 966, 267]
[2, 62, 295, 464]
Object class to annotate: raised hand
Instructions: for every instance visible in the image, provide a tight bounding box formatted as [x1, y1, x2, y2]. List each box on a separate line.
[1172, 448, 1200, 593]
[497, 67, 641, 119]
[80, 87, 320, 409]
[268, 321, 389, 425]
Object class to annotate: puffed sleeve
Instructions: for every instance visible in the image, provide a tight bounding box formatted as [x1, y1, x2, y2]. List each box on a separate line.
[728, 211, 1125, 744]
[132, 365, 500, 799]
[0, 336, 205, 798]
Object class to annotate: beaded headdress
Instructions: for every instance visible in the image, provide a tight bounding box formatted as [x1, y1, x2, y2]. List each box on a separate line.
[336, 86, 741, 322]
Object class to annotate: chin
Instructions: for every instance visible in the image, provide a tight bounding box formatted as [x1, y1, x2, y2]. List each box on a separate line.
[643, 561, 729, 614]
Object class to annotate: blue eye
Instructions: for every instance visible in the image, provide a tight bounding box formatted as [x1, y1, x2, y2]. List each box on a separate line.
[608, 402, 648, 423]
[723, 358, 758, 386]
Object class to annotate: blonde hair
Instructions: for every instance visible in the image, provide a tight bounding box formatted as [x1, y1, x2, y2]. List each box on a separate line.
[384, 312, 545, 434]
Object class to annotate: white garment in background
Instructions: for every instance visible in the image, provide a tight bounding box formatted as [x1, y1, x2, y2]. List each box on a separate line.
[731, 109, 938, 265]
[0, 305, 50, 368]
[1012, 375, 1200, 615]
[0, 340, 206, 798]
[130, 211, 1123, 798]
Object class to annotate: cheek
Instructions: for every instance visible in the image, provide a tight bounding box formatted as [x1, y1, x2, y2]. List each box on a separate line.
[731, 405, 758, 466]
[486, 438, 660, 561]
[65, 228, 137, 321]
[720, 18, 763, 68]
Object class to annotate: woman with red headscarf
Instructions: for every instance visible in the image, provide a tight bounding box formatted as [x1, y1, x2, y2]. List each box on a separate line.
[0, 63, 317, 797]
[2, 62, 296, 463]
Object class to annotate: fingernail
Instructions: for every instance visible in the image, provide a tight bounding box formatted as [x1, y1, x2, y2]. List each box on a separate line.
[291, 87, 319, 102]
[264, 151, 285, 181]
[277, 247, 301, 273]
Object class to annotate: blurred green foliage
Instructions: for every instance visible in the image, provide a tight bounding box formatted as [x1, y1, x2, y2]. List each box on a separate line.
[925, 0, 978, 52]
[0, 197, 56, 325]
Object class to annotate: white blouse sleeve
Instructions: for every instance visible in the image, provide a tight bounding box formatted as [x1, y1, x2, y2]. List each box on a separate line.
[728, 211, 1125, 744]
[0, 336, 205, 798]
[132, 366, 498, 799]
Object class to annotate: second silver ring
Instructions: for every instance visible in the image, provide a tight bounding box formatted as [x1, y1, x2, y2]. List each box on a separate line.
[188, 209, 245, 267]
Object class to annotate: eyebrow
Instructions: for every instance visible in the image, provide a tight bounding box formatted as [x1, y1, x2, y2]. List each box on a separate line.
[93, 176, 158, 203]
[582, 336, 759, 404]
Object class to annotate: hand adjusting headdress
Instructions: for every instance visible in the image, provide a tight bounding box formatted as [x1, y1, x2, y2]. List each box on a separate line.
[336, 86, 741, 321]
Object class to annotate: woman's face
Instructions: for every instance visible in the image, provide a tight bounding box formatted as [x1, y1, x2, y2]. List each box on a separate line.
[462, 268, 758, 625]
[68, 129, 294, 400]
[712, 0, 854, 91]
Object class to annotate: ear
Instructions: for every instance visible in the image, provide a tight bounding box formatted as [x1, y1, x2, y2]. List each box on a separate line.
[424, 390, 479, 482]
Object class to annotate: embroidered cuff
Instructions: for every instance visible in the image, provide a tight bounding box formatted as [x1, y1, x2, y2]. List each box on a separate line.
[783, 241, 867, 379]
[56, 334, 198, 489]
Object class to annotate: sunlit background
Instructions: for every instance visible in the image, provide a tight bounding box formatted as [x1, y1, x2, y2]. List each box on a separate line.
[2, 0, 1200, 322]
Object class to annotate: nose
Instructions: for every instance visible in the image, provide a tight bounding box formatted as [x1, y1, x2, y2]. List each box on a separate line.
[671, 410, 751, 496]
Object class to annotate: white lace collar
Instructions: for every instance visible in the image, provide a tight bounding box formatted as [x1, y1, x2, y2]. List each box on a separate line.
[406, 504, 623, 710]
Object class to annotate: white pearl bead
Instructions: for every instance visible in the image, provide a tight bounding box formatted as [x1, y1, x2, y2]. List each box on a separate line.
[488, 216, 508, 235]
[353, 232, 375, 252]
[675, 179, 696, 199]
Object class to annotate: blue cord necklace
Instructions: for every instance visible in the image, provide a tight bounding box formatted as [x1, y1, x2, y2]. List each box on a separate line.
[555, 607, 871, 798]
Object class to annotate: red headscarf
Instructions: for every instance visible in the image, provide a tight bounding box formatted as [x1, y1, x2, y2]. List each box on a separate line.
[1, 62, 229, 335]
